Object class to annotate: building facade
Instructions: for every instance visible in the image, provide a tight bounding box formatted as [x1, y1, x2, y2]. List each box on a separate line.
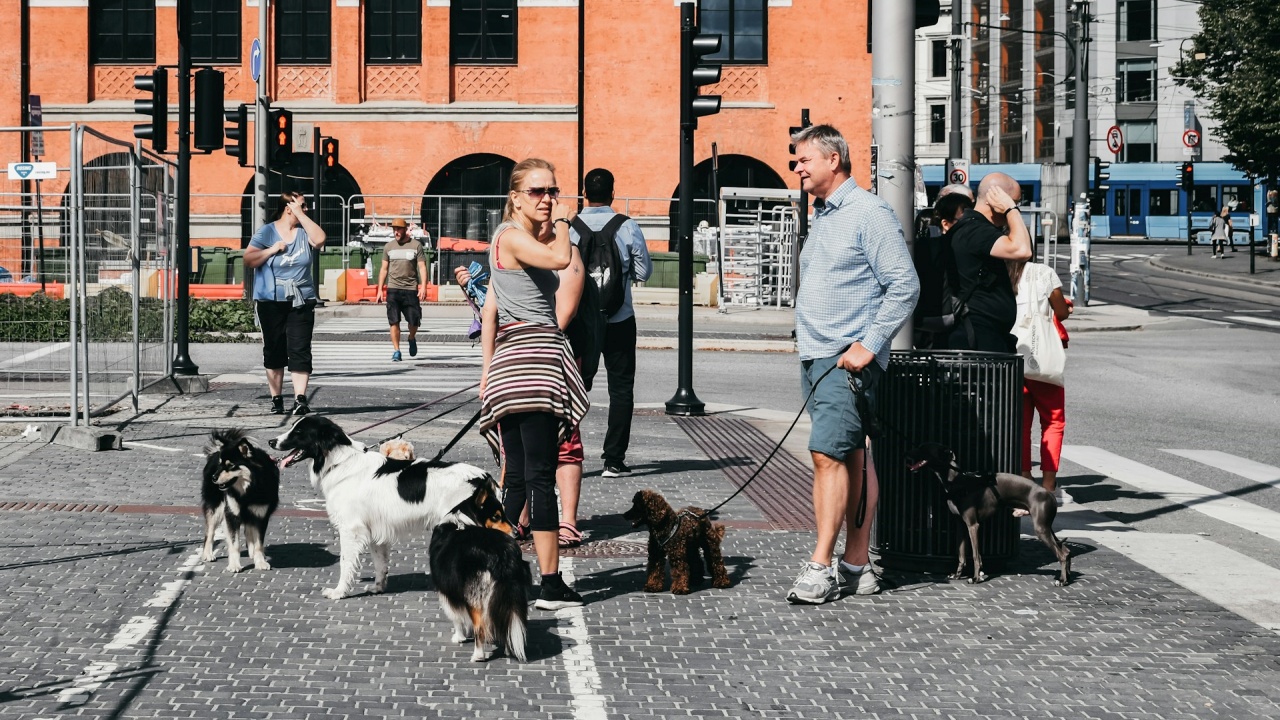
[2, 0, 875, 250]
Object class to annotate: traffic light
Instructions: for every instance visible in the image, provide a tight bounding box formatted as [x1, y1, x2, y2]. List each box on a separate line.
[1178, 161, 1195, 188]
[914, 0, 942, 28]
[194, 68, 225, 152]
[1091, 157, 1111, 196]
[321, 137, 339, 170]
[682, 21, 721, 128]
[133, 68, 168, 154]
[224, 103, 249, 167]
[269, 108, 293, 168]
[788, 109, 812, 172]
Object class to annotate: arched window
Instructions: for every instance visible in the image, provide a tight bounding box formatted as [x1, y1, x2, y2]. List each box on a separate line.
[61, 151, 170, 257]
[668, 154, 787, 250]
[238, 153, 362, 247]
[422, 153, 516, 241]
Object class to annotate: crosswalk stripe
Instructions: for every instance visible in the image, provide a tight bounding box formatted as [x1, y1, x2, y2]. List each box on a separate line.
[1062, 445, 1280, 545]
[1162, 450, 1280, 489]
[304, 341, 481, 392]
[313, 318, 473, 335]
[1224, 316, 1280, 327]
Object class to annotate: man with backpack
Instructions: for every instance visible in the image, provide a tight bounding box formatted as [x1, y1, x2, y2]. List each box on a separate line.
[570, 168, 652, 478]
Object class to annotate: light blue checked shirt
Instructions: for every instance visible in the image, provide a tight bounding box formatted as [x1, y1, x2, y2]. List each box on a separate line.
[795, 178, 919, 367]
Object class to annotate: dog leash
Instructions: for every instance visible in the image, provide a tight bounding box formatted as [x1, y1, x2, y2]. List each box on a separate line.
[429, 408, 483, 463]
[349, 382, 479, 439]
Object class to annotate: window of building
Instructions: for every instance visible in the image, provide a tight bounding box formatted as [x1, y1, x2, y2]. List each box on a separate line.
[191, 0, 240, 64]
[929, 104, 946, 144]
[367, 0, 422, 64]
[931, 39, 948, 78]
[1149, 189, 1179, 216]
[1117, 59, 1156, 102]
[451, 0, 517, 64]
[90, 0, 156, 64]
[1120, 120, 1156, 162]
[1118, 0, 1155, 43]
[699, 0, 766, 64]
[276, 0, 331, 64]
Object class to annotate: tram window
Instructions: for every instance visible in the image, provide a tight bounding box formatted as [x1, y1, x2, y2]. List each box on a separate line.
[1090, 192, 1106, 216]
[1222, 185, 1249, 211]
[1191, 186, 1218, 213]
[1115, 189, 1128, 216]
[1019, 184, 1034, 204]
[1149, 189, 1179, 216]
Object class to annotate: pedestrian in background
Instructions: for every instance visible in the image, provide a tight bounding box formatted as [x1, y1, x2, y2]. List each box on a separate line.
[940, 172, 1033, 352]
[787, 124, 919, 605]
[1209, 205, 1232, 259]
[477, 158, 588, 610]
[1013, 260, 1073, 506]
[570, 168, 651, 478]
[374, 218, 428, 362]
[244, 191, 326, 416]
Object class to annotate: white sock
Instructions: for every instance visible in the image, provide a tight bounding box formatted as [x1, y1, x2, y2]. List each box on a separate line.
[840, 561, 868, 574]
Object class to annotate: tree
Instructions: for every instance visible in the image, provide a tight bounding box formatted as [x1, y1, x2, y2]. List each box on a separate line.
[1173, 0, 1280, 180]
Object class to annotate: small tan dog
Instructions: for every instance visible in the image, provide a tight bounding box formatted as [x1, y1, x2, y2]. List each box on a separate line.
[379, 438, 415, 461]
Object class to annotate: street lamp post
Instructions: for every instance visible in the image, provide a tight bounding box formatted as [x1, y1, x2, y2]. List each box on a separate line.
[947, 1, 964, 164]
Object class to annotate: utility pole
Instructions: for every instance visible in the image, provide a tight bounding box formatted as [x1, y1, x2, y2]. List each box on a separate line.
[255, 0, 269, 232]
[173, 0, 198, 375]
[871, 0, 916, 350]
[948, 0, 964, 164]
[1070, 1, 1091, 206]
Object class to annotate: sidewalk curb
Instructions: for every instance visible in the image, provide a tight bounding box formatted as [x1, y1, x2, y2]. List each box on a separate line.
[1149, 256, 1280, 291]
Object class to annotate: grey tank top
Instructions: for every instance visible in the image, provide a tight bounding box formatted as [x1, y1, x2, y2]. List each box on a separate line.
[490, 222, 559, 327]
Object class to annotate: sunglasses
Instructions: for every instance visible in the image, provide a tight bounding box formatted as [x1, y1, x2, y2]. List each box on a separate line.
[518, 186, 560, 200]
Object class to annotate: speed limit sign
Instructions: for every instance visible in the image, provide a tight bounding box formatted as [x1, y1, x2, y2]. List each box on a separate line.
[946, 159, 969, 186]
[1106, 125, 1124, 155]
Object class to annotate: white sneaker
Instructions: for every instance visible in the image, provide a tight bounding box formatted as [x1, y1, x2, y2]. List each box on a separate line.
[1052, 488, 1073, 506]
[786, 562, 839, 604]
[837, 562, 884, 596]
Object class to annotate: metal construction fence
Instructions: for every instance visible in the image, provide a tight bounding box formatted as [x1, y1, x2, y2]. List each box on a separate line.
[0, 124, 175, 424]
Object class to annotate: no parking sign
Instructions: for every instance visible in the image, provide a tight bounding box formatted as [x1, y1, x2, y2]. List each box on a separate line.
[1106, 126, 1124, 156]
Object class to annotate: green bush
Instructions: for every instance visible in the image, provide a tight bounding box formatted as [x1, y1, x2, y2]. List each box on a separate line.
[189, 298, 257, 333]
[0, 290, 259, 342]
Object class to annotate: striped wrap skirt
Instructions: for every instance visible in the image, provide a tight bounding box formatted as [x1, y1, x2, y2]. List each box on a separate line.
[478, 322, 590, 463]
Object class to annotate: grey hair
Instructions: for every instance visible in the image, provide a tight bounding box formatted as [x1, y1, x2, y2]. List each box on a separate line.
[938, 183, 974, 200]
[790, 124, 851, 175]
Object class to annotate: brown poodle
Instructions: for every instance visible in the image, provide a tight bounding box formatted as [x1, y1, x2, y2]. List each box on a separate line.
[623, 489, 731, 595]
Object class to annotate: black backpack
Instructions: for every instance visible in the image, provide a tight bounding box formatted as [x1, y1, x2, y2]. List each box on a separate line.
[565, 265, 605, 392]
[912, 210, 985, 349]
[572, 214, 630, 318]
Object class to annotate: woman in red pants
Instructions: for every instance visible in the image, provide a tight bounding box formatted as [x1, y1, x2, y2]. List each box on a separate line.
[1014, 261, 1073, 504]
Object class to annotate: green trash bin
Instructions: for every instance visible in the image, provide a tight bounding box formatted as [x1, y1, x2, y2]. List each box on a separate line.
[228, 250, 244, 285]
[200, 248, 229, 284]
[645, 252, 706, 288]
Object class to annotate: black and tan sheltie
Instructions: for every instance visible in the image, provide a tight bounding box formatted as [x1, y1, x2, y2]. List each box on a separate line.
[429, 522, 532, 662]
[200, 428, 280, 573]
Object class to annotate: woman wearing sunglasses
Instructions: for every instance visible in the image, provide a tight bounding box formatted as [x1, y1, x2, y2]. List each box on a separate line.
[477, 158, 589, 610]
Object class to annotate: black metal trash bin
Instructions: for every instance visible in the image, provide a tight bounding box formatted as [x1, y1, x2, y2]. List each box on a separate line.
[871, 350, 1023, 573]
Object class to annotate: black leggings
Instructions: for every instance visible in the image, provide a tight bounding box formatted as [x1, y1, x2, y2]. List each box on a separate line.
[500, 411, 559, 532]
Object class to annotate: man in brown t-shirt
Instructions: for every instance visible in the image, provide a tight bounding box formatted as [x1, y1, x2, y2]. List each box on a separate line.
[374, 218, 428, 361]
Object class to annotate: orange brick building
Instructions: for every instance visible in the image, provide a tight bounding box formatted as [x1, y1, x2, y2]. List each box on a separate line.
[3, 0, 874, 250]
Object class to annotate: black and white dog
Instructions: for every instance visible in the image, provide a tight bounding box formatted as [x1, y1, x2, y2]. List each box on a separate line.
[269, 415, 512, 600]
[430, 522, 531, 662]
[200, 428, 280, 573]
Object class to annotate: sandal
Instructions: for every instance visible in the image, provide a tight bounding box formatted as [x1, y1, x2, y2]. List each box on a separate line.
[558, 522, 583, 549]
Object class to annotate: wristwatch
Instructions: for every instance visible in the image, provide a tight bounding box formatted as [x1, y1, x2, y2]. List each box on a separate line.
[554, 218, 572, 228]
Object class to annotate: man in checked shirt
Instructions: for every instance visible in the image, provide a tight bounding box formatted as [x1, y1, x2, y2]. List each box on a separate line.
[786, 124, 920, 605]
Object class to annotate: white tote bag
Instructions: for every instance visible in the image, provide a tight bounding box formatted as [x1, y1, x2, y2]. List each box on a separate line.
[1013, 265, 1066, 386]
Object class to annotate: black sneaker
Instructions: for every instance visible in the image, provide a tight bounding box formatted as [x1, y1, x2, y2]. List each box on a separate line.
[601, 461, 632, 478]
[534, 573, 583, 610]
[290, 395, 310, 416]
[270, 395, 284, 415]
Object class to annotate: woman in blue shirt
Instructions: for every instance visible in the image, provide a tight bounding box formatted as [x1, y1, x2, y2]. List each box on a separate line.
[244, 192, 327, 415]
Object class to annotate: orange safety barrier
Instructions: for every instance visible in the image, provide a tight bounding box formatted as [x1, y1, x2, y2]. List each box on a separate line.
[437, 237, 491, 252]
[189, 284, 245, 300]
[0, 282, 65, 298]
[343, 269, 380, 303]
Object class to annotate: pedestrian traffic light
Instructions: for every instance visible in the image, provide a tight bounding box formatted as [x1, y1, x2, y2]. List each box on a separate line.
[788, 109, 812, 172]
[269, 108, 293, 168]
[682, 21, 721, 128]
[914, 0, 942, 29]
[132, 68, 168, 154]
[1091, 157, 1111, 194]
[194, 68, 225, 152]
[321, 137, 339, 170]
[1178, 161, 1195, 188]
[224, 103, 249, 167]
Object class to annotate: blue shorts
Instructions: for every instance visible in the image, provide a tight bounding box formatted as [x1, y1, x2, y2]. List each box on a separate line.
[800, 355, 882, 460]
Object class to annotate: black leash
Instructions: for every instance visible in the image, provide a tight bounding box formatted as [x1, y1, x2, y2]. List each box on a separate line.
[429, 408, 483, 463]
[349, 382, 480, 438]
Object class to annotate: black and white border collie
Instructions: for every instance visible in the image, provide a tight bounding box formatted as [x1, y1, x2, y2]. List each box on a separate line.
[430, 522, 532, 662]
[200, 428, 280, 573]
[269, 415, 512, 600]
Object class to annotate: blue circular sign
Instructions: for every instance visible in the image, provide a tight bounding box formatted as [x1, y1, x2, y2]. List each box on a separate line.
[250, 39, 263, 83]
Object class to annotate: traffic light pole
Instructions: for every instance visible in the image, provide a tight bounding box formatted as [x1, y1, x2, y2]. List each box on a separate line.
[172, 0, 198, 375]
[254, 0, 269, 232]
[947, 0, 964, 164]
[1070, 2, 1091, 207]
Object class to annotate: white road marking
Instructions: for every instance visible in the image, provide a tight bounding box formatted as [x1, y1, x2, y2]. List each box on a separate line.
[123, 441, 183, 453]
[1063, 446, 1280, 545]
[55, 661, 118, 704]
[1060, 530, 1280, 634]
[555, 559, 608, 720]
[1163, 450, 1280, 490]
[1225, 316, 1280, 327]
[0, 342, 69, 370]
[103, 616, 158, 651]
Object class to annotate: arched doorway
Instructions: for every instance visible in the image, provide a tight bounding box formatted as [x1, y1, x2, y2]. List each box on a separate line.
[239, 153, 363, 247]
[422, 153, 516, 241]
[59, 151, 171, 253]
[668, 154, 787, 251]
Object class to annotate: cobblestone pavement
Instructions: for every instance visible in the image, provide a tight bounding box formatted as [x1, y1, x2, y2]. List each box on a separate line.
[1, 384, 1279, 720]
